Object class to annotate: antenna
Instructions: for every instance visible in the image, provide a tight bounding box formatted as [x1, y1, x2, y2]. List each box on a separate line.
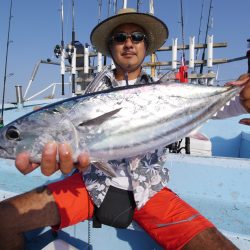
[1, 0, 13, 126]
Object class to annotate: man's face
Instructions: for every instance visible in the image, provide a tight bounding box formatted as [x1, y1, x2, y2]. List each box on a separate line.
[109, 23, 147, 73]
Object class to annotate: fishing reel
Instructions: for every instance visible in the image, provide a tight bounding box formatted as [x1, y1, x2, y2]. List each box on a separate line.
[53, 43, 74, 59]
[65, 44, 74, 56]
[66, 41, 85, 67]
[54, 44, 62, 58]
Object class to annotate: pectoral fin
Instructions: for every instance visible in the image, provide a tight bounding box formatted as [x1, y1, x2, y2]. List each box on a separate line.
[78, 108, 122, 127]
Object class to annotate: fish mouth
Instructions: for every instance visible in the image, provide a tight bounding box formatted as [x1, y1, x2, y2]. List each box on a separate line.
[0, 145, 7, 152]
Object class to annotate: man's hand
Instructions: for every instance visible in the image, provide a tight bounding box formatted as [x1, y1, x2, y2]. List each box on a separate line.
[15, 142, 90, 176]
[239, 118, 250, 126]
[227, 73, 250, 125]
[227, 73, 250, 111]
[237, 73, 250, 113]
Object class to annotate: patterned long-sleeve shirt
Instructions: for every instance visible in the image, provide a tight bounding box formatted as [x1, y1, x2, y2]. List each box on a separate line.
[82, 69, 169, 209]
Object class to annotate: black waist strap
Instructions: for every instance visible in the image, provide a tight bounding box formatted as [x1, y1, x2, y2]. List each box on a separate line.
[93, 186, 136, 229]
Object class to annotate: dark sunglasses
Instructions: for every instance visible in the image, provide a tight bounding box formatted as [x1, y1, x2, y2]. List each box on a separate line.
[111, 32, 146, 43]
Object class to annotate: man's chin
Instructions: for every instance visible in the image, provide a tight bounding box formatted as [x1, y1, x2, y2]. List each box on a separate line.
[116, 59, 141, 72]
[125, 65, 142, 73]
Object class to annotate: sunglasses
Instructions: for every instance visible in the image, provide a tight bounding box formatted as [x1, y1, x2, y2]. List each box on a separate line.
[111, 32, 146, 43]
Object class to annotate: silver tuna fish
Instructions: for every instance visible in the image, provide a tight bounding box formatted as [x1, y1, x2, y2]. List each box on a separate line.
[0, 74, 241, 170]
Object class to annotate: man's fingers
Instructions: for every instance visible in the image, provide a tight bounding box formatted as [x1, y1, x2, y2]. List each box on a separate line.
[226, 79, 248, 86]
[239, 118, 250, 126]
[77, 152, 90, 172]
[237, 73, 250, 81]
[41, 142, 58, 176]
[58, 143, 74, 175]
[16, 143, 88, 176]
[226, 73, 250, 86]
[226, 73, 250, 112]
[15, 152, 39, 175]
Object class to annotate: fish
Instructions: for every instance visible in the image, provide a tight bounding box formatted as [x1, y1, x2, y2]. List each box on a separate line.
[0, 72, 241, 177]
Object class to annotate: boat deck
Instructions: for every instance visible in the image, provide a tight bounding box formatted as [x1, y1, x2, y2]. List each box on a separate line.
[1, 154, 250, 249]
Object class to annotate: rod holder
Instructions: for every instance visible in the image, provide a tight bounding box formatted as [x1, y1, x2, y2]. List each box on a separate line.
[15, 85, 24, 109]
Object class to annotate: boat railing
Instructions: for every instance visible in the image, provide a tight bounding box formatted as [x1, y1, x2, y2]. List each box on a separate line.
[23, 59, 72, 102]
[24, 82, 71, 101]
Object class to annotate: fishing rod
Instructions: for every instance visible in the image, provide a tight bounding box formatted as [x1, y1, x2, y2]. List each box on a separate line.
[179, 0, 186, 66]
[113, 0, 118, 14]
[199, 0, 213, 74]
[71, 0, 76, 93]
[178, 0, 188, 83]
[123, 0, 127, 9]
[149, 0, 154, 15]
[137, 0, 142, 12]
[195, 0, 205, 61]
[1, 0, 13, 127]
[108, 0, 111, 17]
[98, 0, 102, 23]
[60, 0, 65, 95]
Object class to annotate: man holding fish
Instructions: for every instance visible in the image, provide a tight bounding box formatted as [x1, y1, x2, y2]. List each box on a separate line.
[0, 8, 250, 250]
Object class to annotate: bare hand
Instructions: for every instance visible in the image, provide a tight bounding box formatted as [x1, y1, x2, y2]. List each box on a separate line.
[239, 118, 250, 126]
[227, 73, 250, 111]
[227, 73, 250, 125]
[15, 142, 90, 176]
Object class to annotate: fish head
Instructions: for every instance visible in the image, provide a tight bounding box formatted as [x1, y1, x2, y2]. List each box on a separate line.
[0, 107, 63, 162]
[0, 121, 42, 161]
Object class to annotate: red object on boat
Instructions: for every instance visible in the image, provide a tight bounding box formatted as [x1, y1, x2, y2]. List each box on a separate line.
[175, 65, 189, 83]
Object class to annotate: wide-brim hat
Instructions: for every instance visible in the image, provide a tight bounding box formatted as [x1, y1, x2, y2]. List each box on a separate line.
[90, 8, 169, 56]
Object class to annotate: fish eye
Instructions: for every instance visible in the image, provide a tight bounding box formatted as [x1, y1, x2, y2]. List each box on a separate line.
[6, 126, 21, 141]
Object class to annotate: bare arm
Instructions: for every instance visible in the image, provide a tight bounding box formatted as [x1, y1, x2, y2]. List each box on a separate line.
[226, 73, 250, 125]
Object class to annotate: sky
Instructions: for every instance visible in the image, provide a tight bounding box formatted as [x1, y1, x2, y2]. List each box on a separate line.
[0, 0, 250, 102]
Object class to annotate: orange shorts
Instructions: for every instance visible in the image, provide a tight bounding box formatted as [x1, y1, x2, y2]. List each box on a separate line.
[48, 173, 214, 249]
[133, 187, 214, 250]
[47, 172, 94, 230]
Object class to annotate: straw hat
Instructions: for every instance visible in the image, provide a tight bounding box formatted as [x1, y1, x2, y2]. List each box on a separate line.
[90, 8, 168, 56]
